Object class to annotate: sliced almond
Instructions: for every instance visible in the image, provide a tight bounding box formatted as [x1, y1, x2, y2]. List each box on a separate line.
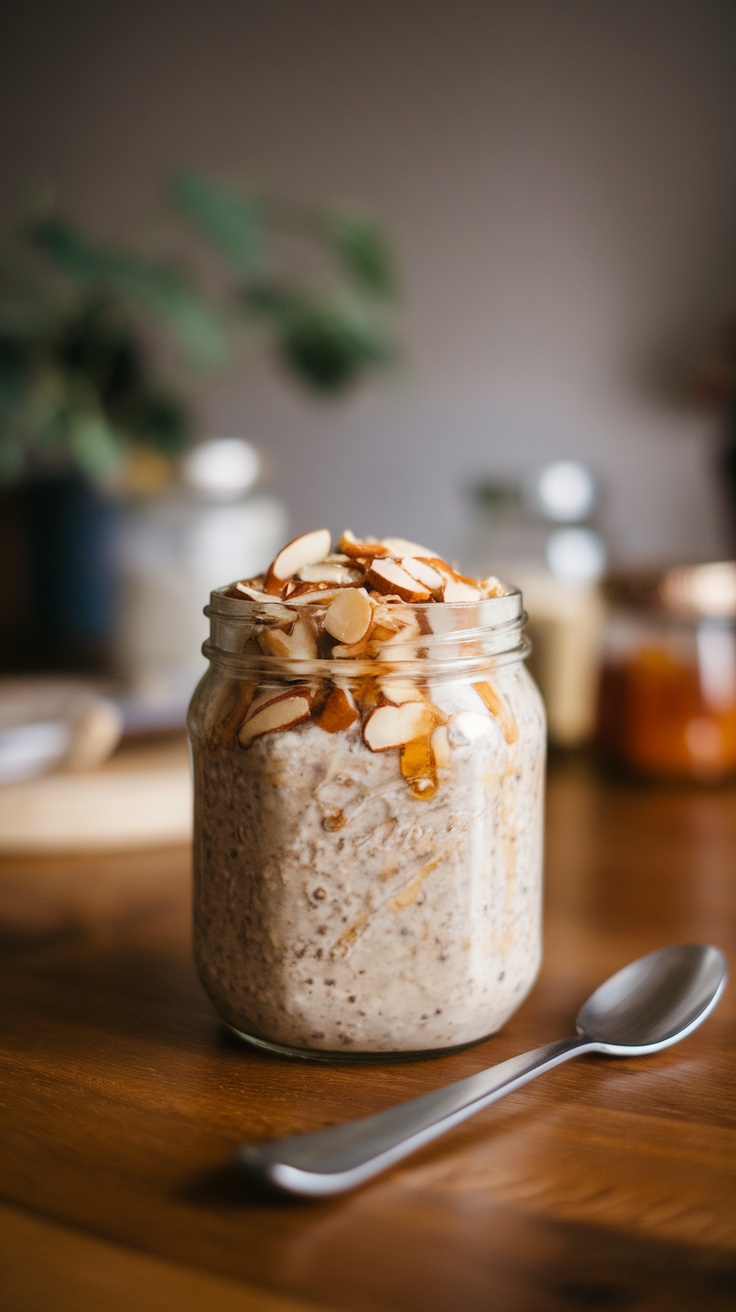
[330, 639, 373, 659]
[370, 622, 403, 643]
[370, 602, 404, 630]
[366, 559, 432, 602]
[231, 586, 295, 624]
[433, 562, 482, 601]
[380, 680, 425, 705]
[286, 582, 346, 602]
[314, 686, 360, 734]
[232, 582, 279, 604]
[430, 724, 450, 769]
[297, 562, 363, 585]
[368, 592, 406, 606]
[265, 528, 331, 589]
[440, 561, 483, 600]
[381, 536, 438, 559]
[400, 557, 446, 596]
[214, 681, 257, 746]
[337, 530, 389, 560]
[363, 701, 441, 752]
[442, 577, 481, 602]
[372, 609, 422, 648]
[480, 574, 507, 598]
[323, 587, 373, 645]
[257, 614, 317, 660]
[238, 687, 313, 747]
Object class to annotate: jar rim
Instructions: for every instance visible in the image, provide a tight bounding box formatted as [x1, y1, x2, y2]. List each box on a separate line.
[203, 584, 529, 677]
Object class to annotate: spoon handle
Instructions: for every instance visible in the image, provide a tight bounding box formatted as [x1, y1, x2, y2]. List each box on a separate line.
[239, 1035, 592, 1196]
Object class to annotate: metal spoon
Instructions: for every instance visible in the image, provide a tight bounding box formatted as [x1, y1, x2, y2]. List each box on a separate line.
[239, 943, 727, 1197]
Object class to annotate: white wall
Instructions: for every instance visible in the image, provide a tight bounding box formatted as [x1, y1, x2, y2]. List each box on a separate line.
[2, 0, 735, 563]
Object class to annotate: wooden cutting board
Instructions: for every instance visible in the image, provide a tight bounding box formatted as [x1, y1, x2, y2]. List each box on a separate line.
[0, 735, 192, 853]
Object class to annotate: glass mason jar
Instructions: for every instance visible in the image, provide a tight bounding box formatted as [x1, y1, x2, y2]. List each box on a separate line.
[597, 563, 736, 781]
[188, 586, 546, 1059]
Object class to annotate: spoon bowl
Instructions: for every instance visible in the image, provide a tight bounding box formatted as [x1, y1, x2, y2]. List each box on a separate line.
[577, 943, 727, 1054]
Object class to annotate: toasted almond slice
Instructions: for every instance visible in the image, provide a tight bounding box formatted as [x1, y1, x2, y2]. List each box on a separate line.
[236, 685, 281, 723]
[430, 560, 483, 601]
[323, 587, 373, 645]
[214, 681, 257, 746]
[257, 628, 292, 658]
[368, 591, 407, 605]
[330, 639, 373, 659]
[232, 587, 296, 624]
[232, 582, 277, 604]
[381, 536, 438, 559]
[314, 686, 361, 734]
[285, 582, 346, 602]
[366, 559, 432, 602]
[338, 530, 390, 560]
[370, 622, 403, 643]
[480, 574, 507, 598]
[369, 601, 404, 630]
[400, 557, 445, 596]
[265, 528, 331, 589]
[380, 680, 425, 705]
[372, 609, 422, 645]
[238, 688, 313, 746]
[442, 578, 481, 602]
[257, 614, 318, 660]
[363, 701, 441, 751]
[297, 562, 363, 585]
[430, 724, 450, 769]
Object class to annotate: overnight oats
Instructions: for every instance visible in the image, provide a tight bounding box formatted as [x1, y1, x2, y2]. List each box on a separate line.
[188, 529, 546, 1057]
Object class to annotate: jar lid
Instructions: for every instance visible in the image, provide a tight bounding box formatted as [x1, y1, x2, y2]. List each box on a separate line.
[604, 562, 736, 620]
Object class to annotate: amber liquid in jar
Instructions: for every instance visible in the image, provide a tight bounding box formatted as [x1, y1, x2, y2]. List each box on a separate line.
[597, 564, 736, 781]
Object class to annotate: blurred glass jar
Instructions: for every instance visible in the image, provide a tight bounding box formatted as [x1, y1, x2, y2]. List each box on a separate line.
[463, 462, 606, 747]
[117, 440, 288, 706]
[597, 563, 736, 781]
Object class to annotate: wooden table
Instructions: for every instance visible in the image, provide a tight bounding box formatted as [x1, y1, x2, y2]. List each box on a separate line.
[2, 756, 735, 1311]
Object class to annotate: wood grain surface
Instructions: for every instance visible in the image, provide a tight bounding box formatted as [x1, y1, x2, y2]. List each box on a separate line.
[1, 754, 735, 1311]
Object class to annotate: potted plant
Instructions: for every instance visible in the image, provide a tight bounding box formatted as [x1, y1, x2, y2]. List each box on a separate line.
[0, 175, 398, 670]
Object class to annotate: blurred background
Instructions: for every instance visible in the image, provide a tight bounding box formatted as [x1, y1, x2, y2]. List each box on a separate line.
[2, 0, 736, 838]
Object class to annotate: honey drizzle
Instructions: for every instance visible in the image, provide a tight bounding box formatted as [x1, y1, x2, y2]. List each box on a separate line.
[333, 904, 373, 956]
[400, 733, 438, 799]
[473, 680, 518, 745]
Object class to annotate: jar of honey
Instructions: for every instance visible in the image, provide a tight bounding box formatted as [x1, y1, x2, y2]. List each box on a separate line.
[597, 562, 736, 781]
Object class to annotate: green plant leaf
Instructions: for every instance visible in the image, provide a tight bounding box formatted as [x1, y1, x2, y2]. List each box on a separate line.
[0, 332, 35, 407]
[25, 218, 103, 281]
[26, 219, 228, 367]
[116, 390, 190, 454]
[67, 408, 124, 479]
[320, 214, 396, 300]
[169, 173, 267, 279]
[275, 295, 394, 392]
[241, 282, 297, 318]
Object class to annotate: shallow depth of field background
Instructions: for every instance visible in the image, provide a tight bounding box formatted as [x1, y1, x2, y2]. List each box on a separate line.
[2, 0, 735, 563]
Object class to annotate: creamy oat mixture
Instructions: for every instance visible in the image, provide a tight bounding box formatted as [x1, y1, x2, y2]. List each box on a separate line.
[189, 530, 546, 1053]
